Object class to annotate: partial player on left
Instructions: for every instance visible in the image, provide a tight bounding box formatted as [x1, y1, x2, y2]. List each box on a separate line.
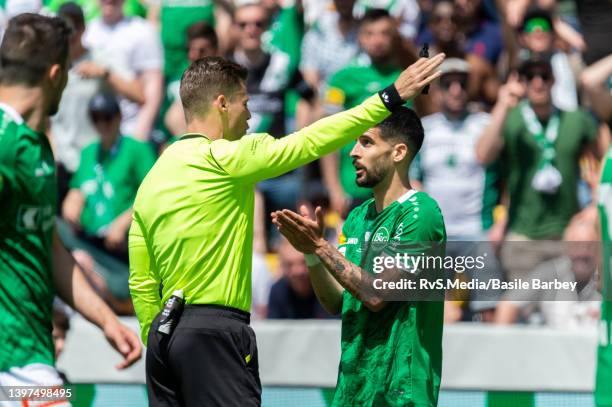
[0, 13, 141, 407]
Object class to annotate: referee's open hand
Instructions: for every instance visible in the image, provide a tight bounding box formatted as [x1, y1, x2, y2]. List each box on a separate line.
[394, 53, 445, 101]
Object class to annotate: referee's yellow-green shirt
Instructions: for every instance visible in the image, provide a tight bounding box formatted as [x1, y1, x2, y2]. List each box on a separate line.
[129, 94, 390, 343]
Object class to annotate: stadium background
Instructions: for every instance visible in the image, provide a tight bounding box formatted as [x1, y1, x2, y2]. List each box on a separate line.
[0, 0, 609, 403]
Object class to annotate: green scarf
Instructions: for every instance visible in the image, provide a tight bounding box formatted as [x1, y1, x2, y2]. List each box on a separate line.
[520, 101, 562, 194]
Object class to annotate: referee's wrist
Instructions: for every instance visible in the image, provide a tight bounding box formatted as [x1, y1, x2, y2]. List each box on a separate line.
[378, 84, 404, 112]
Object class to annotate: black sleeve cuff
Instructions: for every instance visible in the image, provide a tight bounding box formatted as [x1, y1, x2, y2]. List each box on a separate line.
[378, 84, 404, 112]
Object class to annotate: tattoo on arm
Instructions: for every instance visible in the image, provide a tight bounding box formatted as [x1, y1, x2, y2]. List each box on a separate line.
[316, 241, 381, 307]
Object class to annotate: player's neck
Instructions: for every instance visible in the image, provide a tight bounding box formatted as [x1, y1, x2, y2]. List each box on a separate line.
[373, 172, 412, 213]
[0, 86, 49, 133]
[186, 116, 223, 140]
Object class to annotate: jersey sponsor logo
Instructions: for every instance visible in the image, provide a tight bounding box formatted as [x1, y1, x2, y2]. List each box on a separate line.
[347, 237, 359, 245]
[372, 227, 390, 243]
[16, 204, 54, 232]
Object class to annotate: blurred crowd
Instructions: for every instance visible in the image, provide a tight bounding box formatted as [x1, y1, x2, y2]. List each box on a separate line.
[8, 0, 610, 331]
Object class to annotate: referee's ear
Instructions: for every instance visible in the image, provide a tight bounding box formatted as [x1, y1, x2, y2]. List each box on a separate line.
[214, 94, 229, 113]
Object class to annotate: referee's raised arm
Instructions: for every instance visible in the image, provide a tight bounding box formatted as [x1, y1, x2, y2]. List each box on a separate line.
[129, 55, 444, 407]
[209, 53, 446, 183]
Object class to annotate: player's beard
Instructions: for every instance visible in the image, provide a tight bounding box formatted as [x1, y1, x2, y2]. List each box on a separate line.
[355, 160, 388, 188]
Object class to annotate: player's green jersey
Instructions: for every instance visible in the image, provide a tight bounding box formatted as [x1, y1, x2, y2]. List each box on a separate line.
[0, 105, 57, 371]
[70, 136, 156, 236]
[596, 147, 612, 406]
[160, 0, 215, 80]
[325, 57, 403, 201]
[129, 94, 392, 343]
[335, 190, 446, 407]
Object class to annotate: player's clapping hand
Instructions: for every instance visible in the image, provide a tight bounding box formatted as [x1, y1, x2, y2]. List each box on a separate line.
[394, 53, 445, 101]
[102, 318, 142, 370]
[272, 205, 326, 254]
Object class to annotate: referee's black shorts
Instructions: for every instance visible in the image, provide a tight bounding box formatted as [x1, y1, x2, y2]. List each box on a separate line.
[146, 304, 262, 406]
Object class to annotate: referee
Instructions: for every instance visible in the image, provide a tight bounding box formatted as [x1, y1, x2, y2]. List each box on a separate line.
[129, 54, 444, 406]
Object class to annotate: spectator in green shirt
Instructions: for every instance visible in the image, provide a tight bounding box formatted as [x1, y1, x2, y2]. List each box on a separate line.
[62, 92, 156, 313]
[476, 54, 601, 280]
[322, 9, 405, 217]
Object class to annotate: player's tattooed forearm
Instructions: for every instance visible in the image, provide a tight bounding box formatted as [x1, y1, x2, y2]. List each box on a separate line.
[316, 241, 379, 305]
[333, 258, 346, 275]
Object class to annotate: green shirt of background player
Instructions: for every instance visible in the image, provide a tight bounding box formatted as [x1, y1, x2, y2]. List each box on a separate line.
[596, 147, 612, 407]
[323, 9, 408, 217]
[0, 14, 140, 377]
[273, 107, 447, 407]
[63, 92, 156, 242]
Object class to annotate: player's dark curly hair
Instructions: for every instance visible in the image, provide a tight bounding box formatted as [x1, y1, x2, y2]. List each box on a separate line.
[377, 106, 425, 160]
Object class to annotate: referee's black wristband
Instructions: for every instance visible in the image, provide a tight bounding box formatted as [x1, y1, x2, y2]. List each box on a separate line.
[378, 84, 404, 112]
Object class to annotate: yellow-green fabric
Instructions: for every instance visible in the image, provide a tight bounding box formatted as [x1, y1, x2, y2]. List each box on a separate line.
[129, 94, 390, 343]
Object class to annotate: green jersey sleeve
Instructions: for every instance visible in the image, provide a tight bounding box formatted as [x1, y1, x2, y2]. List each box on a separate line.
[128, 215, 162, 344]
[210, 94, 389, 184]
